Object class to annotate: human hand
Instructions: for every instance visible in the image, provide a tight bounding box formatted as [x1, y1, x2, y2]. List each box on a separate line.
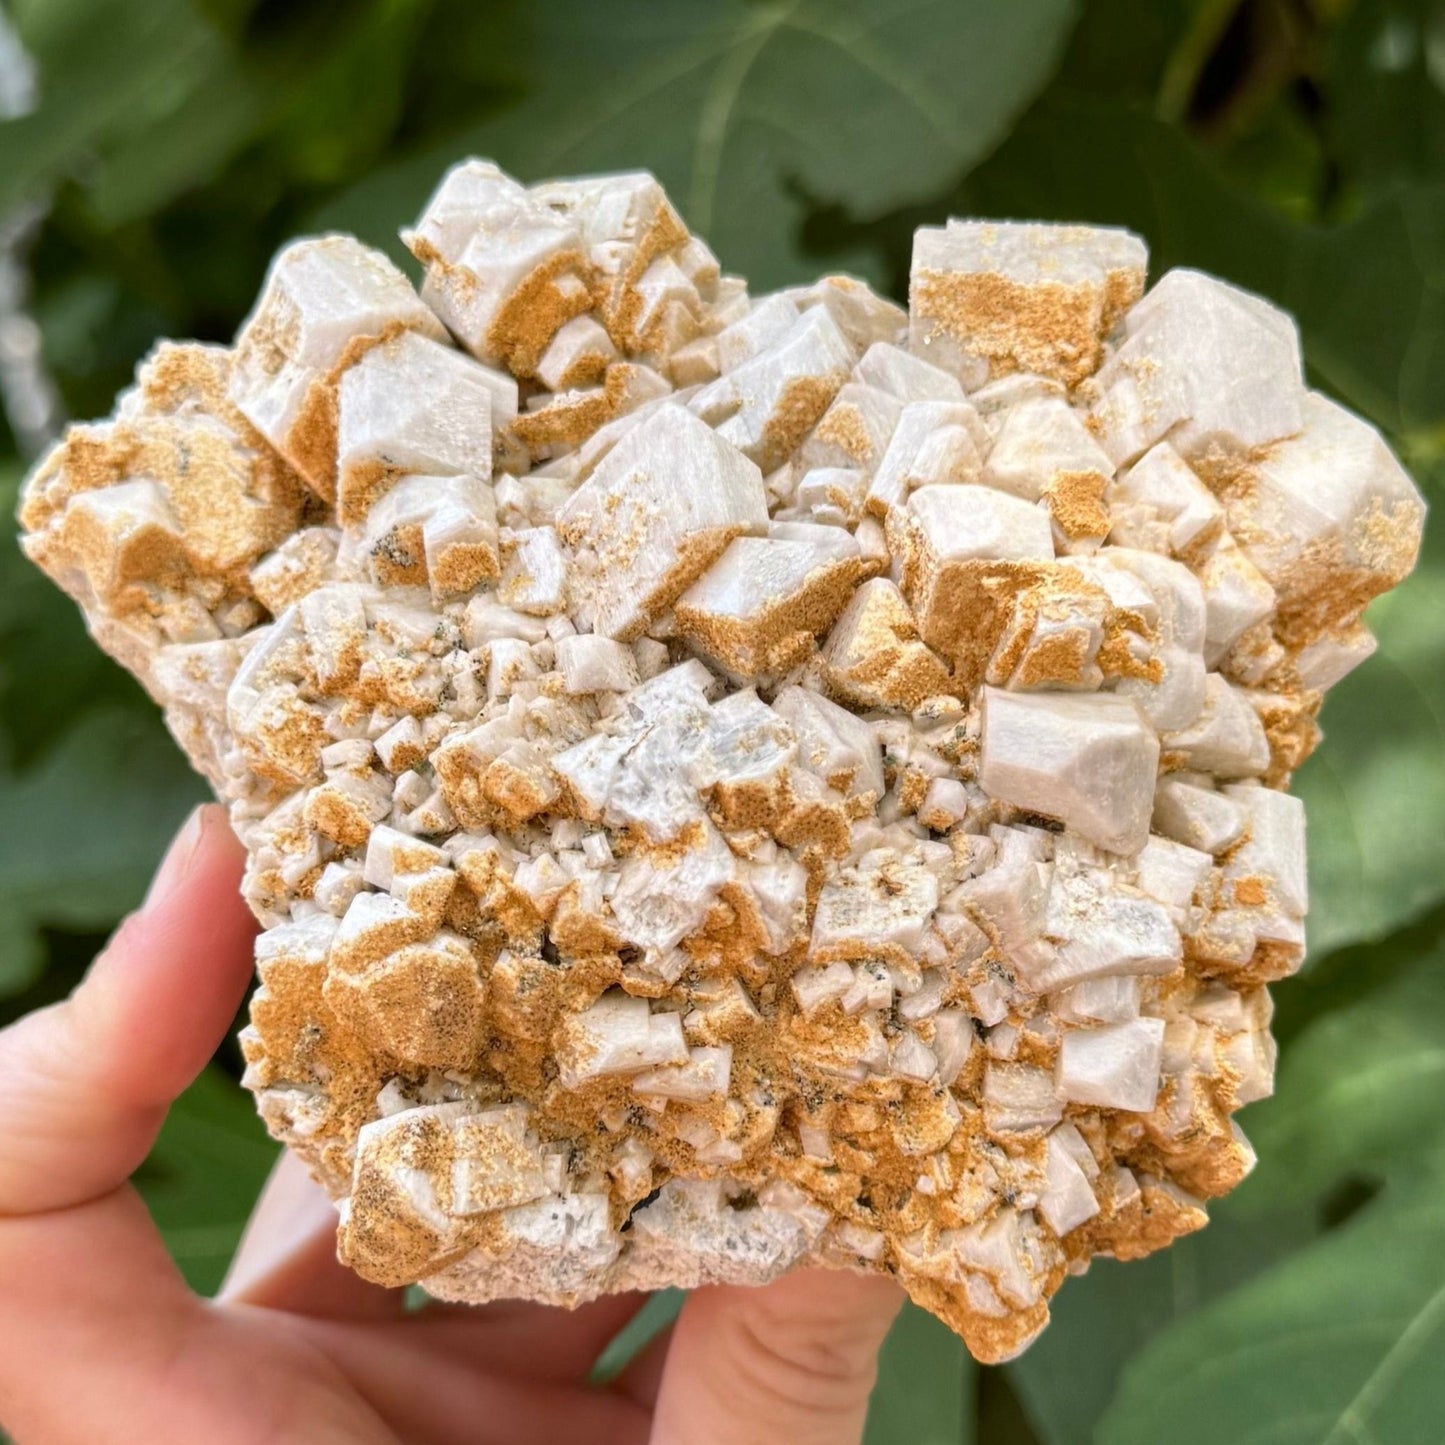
[0, 806, 902, 1444]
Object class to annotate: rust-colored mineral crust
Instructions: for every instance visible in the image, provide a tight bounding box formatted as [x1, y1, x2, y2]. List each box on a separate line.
[19, 161, 1426, 1363]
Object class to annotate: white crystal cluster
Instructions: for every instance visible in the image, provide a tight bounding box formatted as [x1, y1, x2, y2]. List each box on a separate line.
[19, 161, 1425, 1362]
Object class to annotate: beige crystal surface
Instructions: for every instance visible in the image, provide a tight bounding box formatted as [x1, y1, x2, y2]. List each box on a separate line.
[18, 158, 1426, 1364]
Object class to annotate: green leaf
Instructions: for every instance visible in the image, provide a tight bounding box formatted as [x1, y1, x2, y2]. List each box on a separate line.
[1017, 931, 1445, 1445]
[1095, 940, 1445, 1443]
[261, 0, 437, 189]
[313, 0, 1082, 289]
[1006, 877, 1445, 1445]
[1005, 868, 1445, 1445]
[1005, 761, 1445, 1445]
[1006, 1203, 1319, 1445]
[1048, 0, 1196, 102]
[80, 54, 265, 228]
[0, 0, 241, 217]
[136, 1066, 278, 1294]
[0, 707, 206, 996]
[866, 1301, 973, 1445]
[1099, 1171, 1445, 1445]
[0, 0, 446, 231]
[1318, 0, 1445, 204]
[1242, 934, 1445, 1211]
[0, 909, 46, 1000]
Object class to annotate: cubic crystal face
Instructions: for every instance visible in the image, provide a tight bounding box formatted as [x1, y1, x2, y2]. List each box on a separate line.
[19, 158, 1426, 1365]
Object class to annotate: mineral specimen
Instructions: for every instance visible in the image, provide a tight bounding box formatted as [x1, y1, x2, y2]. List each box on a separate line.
[19, 161, 1425, 1363]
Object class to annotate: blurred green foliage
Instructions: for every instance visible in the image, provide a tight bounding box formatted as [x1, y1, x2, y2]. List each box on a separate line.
[1, 0, 1444, 1439]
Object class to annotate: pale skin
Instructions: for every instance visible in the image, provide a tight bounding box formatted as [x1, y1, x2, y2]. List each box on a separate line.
[0, 806, 903, 1445]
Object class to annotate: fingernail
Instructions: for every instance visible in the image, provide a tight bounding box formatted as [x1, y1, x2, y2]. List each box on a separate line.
[144, 805, 209, 909]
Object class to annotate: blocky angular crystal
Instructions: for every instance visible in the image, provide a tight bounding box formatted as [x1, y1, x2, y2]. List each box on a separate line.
[20, 158, 1425, 1367]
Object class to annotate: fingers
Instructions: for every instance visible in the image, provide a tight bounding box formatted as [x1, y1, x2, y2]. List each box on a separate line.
[647, 1269, 903, 1445]
[314, 1320, 651, 1445]
[0, 1191, 204, 1442]
[0, 1192, 399, 1445]
[0, 804, 261, 1440]
[219, 1152, 403, 1321]
[0, 804, 255, 1216]
[409, 1292, 650, 1384]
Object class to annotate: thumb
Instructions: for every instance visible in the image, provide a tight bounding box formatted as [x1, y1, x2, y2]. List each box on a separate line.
[648, 1268, 902, 1445]
[0, 804, 256, 1216]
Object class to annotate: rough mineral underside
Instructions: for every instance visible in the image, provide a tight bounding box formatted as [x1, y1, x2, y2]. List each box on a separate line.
[19, 160, 1426, 1362]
